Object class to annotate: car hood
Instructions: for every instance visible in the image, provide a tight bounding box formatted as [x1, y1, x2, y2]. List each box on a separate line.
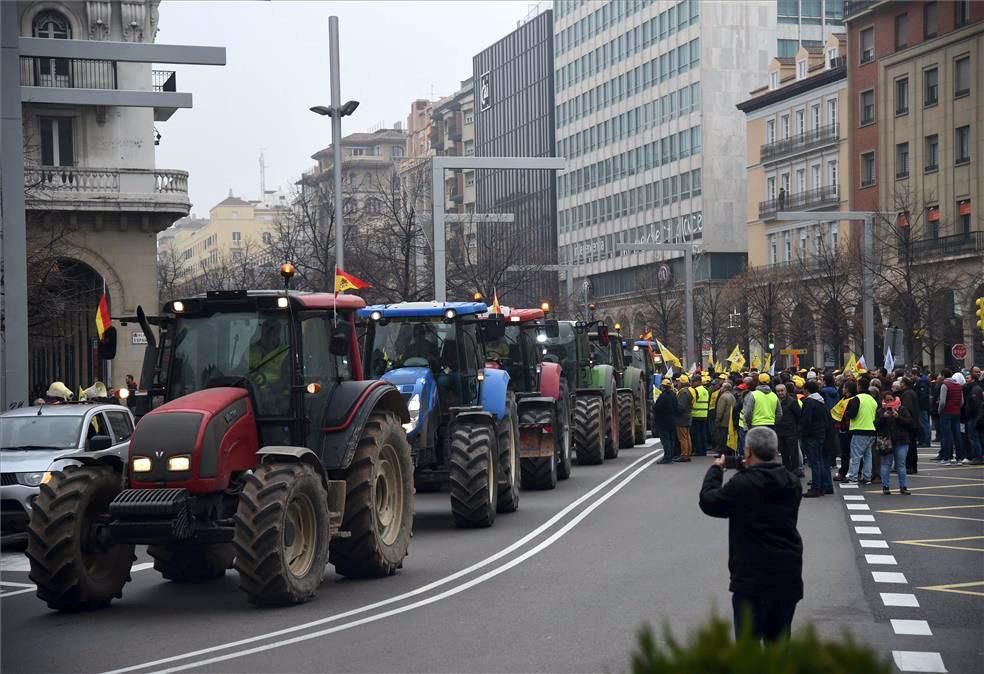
[0, 448, 79, 472]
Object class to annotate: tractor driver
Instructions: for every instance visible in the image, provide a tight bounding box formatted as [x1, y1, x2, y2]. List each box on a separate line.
[248, 317, 291, 416]
[401, 323, 441, 371]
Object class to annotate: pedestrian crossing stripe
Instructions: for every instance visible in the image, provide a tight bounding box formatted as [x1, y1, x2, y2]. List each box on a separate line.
[892, 535, 984, 553]
[917, 580, 984, 598]
[878, 503, 984, 522]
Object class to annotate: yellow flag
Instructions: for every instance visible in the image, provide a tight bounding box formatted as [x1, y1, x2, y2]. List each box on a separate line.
[655, 339, 682, 368]
[843, 353, 857, 373]
[831, 397, 850, 422]
[727, 344, 742, 362]
[751, 354, 762, 371]
[763, 353, 772, 373]
[729, 353, 746, 373]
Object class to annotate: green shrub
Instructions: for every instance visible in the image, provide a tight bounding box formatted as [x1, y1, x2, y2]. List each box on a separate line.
[630, 615, 890, 674]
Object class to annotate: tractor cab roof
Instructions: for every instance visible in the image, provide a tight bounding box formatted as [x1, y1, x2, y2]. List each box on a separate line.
[358, 301, 487, 319]
[633, 340, 656, 349]
[500, 307, 544, 323]
[163, 290, 365, 314]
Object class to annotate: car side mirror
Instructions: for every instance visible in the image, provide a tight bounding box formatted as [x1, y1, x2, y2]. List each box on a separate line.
[330, 321, 353, 357]
[88, 435, 113, 452]
[544, 319, 560, 339]
[598, 325, 610, 347]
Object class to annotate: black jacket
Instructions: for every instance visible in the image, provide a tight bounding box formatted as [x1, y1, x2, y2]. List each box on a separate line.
[699, 463, 804, 601]
[876, 406, 913, 446]
[775, 396, 801, 438]
[800, 395, 830, 443]
[651, 388, 678, 433]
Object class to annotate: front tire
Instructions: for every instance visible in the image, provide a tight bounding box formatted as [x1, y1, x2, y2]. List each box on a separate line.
[496, 393, 521, 513]
[635, 385, 648, 445]
[618, 390, 635, 449]
[26, 465, 135, 611]
[605, 389, 621, 459]
[449, 422, 498, 528]
[519, 406, 558, 490]
[556, 378, 573, 480]
[573, 395, 605, 465]
[234, 462, 329, 606]
[330, 410, 414, 579]
[149, 543, 233, 583]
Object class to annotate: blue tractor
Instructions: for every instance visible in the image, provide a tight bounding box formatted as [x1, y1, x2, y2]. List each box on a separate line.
[359, 302, 520, 528]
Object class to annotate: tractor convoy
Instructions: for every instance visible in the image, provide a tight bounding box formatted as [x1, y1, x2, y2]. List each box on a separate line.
[24, 281, 657, 613]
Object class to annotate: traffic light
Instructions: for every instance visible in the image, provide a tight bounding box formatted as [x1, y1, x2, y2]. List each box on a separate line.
[768, 332, 776, 350]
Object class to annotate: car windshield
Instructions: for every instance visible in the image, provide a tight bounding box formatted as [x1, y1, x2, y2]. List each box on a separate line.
[367, 319, 457, 376]
[0, 416, 82, 450]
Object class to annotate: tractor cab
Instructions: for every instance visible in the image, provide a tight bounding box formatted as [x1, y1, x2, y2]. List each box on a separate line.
[482, 308, 557, 394]
[588, 324, 623, 376]
[626, 340, 658, 379]
[543, 320, 592, 392]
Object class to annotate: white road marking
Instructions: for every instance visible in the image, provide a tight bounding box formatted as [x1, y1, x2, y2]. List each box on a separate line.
[850, 514, 876, 522]
[891, 619, 933, 636]
[881, 592, 920, 607]
[872, 571, 908, 584]
[100, 449, 664, 674]
[865, 554, 898, 565]
[843, 494, 865, 501]
[839, 483, 859, 489]
[0, 561, 155, 599]
[892, 650, 947, 672]
[859, 539, 889, 549]
[846, 503, 870, 511]
[1, 553, 30, 572]
[855, 526, 882, 534]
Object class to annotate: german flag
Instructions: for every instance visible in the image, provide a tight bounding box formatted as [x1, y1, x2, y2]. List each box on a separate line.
[95, 293, 111, 341]
[335, 268, 370, 293]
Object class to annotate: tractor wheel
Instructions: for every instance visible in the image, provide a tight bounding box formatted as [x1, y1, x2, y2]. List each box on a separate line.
[234, 462, 329, 606]
[496, 393, 521, 514]
[148, 543, 234, 583]
[556, 378, 573, 480]
[634, 386, 648, 445]
[449, 422, 498, 528]
[573, 395, 605, 465]
[26, 465, 135, 612]
[330, 410, 413, 579]
[519, 406, 557, 490]
[618, 390, 635, 449]
[605, 388, 621, 459]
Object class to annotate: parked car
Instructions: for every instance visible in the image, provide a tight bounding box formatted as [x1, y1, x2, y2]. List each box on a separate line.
[0, 403, 134, 542]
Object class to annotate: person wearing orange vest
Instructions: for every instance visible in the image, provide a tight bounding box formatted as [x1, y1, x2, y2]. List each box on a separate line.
[842, 379, 877, 483]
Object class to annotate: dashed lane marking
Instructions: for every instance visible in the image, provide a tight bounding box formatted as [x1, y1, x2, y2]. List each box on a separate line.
[892, 535, 984, 553]
[843, 494, 866, 500]
[872, 571, 908, 584]
[881, 592, 920, 607]
[868, 481, 984, 492]
[855, 526, 882, 535]
[851, 514, 876, 522]
[859, 539, 890, 549]
[892, 650, 947, 672]
[865, 554, 898, 565]
[846, 503, 871, 511]
[916, 580, 984, 598]
[891, 619, 933, 636]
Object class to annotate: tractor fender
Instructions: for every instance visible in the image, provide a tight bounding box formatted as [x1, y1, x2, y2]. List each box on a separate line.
[517, 395, 556, 418]
[622, 366, 643, 397]
[256, 445, 326, 479]
[537, 361, 562, 400]
[589, 364, 615, 398]
[320, 381, 410, 472]
[480, 367, 510, 421]
[575, 386, 605, 397]
[449, 407, 497, 433]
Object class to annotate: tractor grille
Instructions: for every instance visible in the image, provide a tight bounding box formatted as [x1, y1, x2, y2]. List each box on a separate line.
[110, 488, 189, 517]
[0, 473, 17, 486]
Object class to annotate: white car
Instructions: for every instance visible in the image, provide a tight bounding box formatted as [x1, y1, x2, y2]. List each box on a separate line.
[0, 403, 134, 542]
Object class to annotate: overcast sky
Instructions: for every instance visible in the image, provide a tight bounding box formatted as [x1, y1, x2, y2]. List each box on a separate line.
[155, 0, 533, 215]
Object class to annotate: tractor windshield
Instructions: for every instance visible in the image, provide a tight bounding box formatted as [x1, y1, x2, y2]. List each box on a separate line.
[367, 319, 457, 377]
[484, 324, 537, 392]
[628, 348, 649, 371]
[590, 338, 612, 365]
[169, 312, 291, 417]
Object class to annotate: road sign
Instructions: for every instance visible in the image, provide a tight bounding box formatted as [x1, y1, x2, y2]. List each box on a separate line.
[131, 331, 147, 346]
[951, 343, 967, 360]
[780, 348, 807, 355]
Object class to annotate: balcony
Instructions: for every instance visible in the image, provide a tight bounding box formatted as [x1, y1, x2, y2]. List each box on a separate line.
[899, 232, 984, 260]
[20, 56, 116, 89]
[759, 185, 839, 219]
[447, 122, 462, 142]
[152, 70, 176, 92]
[844, 1, 885, 20]
[24, 166, 190, 217]
[760, 123, 839, 163]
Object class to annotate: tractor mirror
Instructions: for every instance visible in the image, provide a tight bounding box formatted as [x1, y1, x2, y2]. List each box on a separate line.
[481, 319, 505, 341]
[330, 321, 353, 356]
[88, 435, 113, 452]
[544, 319, 560, 339]
[598, 325, 610, 347]
[98, 326, 118, 360]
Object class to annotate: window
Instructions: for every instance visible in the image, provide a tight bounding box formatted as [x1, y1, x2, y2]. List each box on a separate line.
[770, 71, 779, 90]
[781, 172, 790, 193]
[957, 200, 971, 233]
[954, 57, 970, 97]
[351, 147, 366, 156]
[925, 134, 939, 171]
[464, 111, 473, 125]
[894, 14, 907, 50]
[826, 47, 838, 68]
[923, 67, 938, 106]
[811, 164, 821, 188]
[32, 10, 71, 86]
[812, 104, 820, 130]
[955, 126, 970, 164]
[783, 231, 792, 262]
[860, 90, 875, 125]
[796, 109, 805, 135]
[797, 60, 807, 79]
[923, 2, 937, 39]
[39, 116, 73, 166]
[895, 142, 909, 178]
[781, 115, 790, 138]
[955, 1, 970, 27]
[927, 205, 940, 238]
[766, 118, 775, 143]
[829, 221, 840, 249]
[261, 232, 272, 244]
[860, 151, 875, 187]
[105, 412, 133, 443]
[828, 98, 837, 126]
[796, 168, 805, 193]
[232, 231, 241, 243]
[769, 234, 777, 265]
[860, 27, 874, 64]
[895, 78, 909, 115]
[779, 39, 799, 58]
[391, 146, 404, 158]
[767, 176, 776, 200]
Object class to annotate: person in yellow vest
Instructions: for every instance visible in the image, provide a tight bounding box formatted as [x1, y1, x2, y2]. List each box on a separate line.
[741, 373, 783, 432]
[690, 376, 711, 456]
[841, 379, 877, 484]
[248, 318, 291, 417]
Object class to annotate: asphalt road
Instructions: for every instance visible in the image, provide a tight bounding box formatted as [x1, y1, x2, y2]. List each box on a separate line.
[1, 439, 980, 673]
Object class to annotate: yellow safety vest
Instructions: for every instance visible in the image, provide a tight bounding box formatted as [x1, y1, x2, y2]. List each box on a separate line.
[709, 388, 720, 412]
[692, 385, 710, 419]
[750, 390, 779, 427]
[249, 344, 288, 384]
[849, 393, 877, 432]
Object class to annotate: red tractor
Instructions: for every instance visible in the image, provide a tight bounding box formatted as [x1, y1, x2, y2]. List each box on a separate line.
[26, 284, 414, 610]
[483, 308, 571, 489]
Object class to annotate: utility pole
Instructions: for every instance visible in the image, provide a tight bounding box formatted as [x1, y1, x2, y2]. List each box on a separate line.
[329, 16, 345, 272]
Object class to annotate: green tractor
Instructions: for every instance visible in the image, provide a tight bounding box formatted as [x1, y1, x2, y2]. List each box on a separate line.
[589, 324, 646, 451]
[623, 339, 659, 444]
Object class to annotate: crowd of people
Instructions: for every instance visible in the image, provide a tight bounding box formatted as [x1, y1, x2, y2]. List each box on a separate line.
[652, 364, 984, 496]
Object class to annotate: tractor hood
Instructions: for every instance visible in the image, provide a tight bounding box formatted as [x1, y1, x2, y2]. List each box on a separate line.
[380, 367, 431, 393]
[380, 368, 434, 439]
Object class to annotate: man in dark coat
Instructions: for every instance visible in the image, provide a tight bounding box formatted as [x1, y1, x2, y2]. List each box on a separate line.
[800, 380, 833, 497]
[775, 383, 801, 474]
[652, 378, 678, 464]
[699, 426, 804, 642]
[899, 377, 921, 474]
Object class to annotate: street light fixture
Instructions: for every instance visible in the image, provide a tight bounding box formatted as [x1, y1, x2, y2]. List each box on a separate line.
[309, 100, 360, 118]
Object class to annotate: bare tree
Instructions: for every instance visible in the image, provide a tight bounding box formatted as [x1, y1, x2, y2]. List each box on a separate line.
[267, 182, 340, 293]
[156, 240, 190, 306]
[694, 282, 728, 364]
[723, 266, 793, 356]
[634, 265, 684, 355]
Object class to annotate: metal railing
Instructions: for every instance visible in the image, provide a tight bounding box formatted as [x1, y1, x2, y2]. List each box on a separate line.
[759, 185, 839, 219]
[761, 123, 839, 162]
[152, 70, 176, 92]
[844, 1, 882, 20]
[20, 56, 116, 89]
[900, 231, 984, 259]
[24, 166, 188, 196]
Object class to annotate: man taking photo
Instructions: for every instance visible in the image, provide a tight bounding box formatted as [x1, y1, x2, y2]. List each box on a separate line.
[698, 426, 804, 642]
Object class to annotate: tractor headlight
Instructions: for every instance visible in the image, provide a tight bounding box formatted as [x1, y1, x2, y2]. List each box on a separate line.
[132, 457, 152, 473]
[17, 471, 51, 487]
[167, 455, 191, 472]
[403, 394, 421, 433]
[172, 301, 185, 313]
[443, 308, 457, 320]
[370, 311, 382, 321]
[536, 333, 548, 343]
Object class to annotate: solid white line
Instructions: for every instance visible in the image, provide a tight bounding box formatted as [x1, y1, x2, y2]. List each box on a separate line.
[872, 571, 907, 584]
[0, 580, 34, 588]
[0, 587, 36, 598]
[859, 539, 889, 549]
[865, 554, 897, 565]
[850, 514, 876, 522]
[842, 494, 865, 501]
[892, 650, 947, 672]
[881, 592, 919, 607]
[846, 503, 870, 511]
[891, 619, 932, 636]
[131, 562, 154, 573]
[855, 526, 881, 535]
[0, 554, 31, 572]
[100, 449, 663, 674]
[137, 453, 665, 674]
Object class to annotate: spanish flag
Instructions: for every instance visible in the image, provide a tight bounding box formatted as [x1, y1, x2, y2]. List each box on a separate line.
[335, 268, 370, 293]
[95, 293, 111, 341]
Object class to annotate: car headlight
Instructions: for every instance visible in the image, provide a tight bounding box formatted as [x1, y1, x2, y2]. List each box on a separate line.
[167, 455, 191, 472]
[17, 471, 51, 487]
[403, 394, 421, 433]
[132, 457, 152, 473]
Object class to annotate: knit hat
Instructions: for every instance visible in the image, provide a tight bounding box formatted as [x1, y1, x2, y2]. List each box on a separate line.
[806, 371, 817, 380]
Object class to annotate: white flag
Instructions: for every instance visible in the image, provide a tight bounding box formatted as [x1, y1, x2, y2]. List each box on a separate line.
[768, 359, 776, 377]
[858, 355, 868, 371]
[884, 348, 895, 373]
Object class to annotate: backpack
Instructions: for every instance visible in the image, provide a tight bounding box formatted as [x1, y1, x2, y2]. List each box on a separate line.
[915, 380, 930, 409]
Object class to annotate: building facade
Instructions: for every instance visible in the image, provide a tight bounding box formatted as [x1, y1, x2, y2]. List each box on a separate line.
[846, 0, 983, 366]
[473, 8, 557, 306]
[776, 0, 846, 57]
[553, 0, 774, 333]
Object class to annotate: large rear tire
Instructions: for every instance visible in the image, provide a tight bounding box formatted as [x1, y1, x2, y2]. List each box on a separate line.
[519, 406, 557, 490]
[234, 462, 329, 606]
[449, 422, 497, 528]
[634, 385, 648, 445]
[330, 410, 413, 579]
[605, 388, 621, 459]
[573, 395, 605, 465]
[148, 543, 233, 583]
[26, 465, 135, 612]
[556, 378, 573, 480]
[496, 393, 521, 514]
[617, 390, 635, 449]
